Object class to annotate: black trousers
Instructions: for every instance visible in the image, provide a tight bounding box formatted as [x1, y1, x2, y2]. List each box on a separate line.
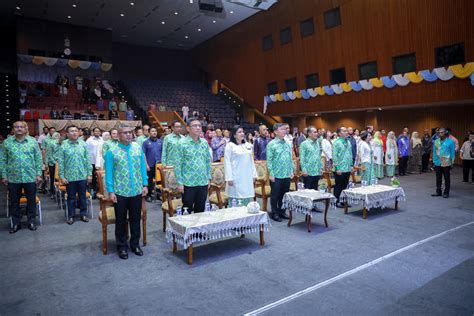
[270, 178, 291, 215]
[66, 180, 87, 218]
[49, 165, 56, 194]
[91, 164, 98, 194]
[8, 182, 37, 226]
[182, 185, 208, 214]
[333, 172, 351, 203]
[114, 194, 142, 251]
[462, 160, 474, 182]
[147, 168, 155, 197]
[435, 166, 451, 195]
[421, 153, 430, 172]
[302, 175, 320, 190]
[399, 156, 409, 175]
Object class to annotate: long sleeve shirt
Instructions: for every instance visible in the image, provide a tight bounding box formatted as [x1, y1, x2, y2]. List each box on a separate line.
[321, 139, 332, 160]
[1, 136, 42, 183]
[211, 136, 226, 162]
[105, 142, 148, 197]
[253, 136, 270, 160]
[224, 142, 257, 199]
[162, 133, 184, 166]
[58, 139, 92, 182]
[86, 136, 103, 165]
[266, 138, 294, 179]
[135, 135, 148, 147]
[422, 135, 432, 154]
[332, 137, 353, 173]
[142, 137, 163, 167]
[460, 141, 474, 160]
[397, 136, 410, 157]
[299, 138, 322, 176]
[432, 138, 456, 167]
[347, 135, 357, 163]
[175, 135, 211, 187]
[45, 139, 60, 167]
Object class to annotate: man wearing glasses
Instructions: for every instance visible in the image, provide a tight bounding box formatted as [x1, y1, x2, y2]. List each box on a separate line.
[105, 126, 148, 260]
[175, 118, 212, 213]
[1, 121, 42, 233]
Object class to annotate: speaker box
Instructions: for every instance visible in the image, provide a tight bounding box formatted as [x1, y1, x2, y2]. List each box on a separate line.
[199, 0, 215, 11]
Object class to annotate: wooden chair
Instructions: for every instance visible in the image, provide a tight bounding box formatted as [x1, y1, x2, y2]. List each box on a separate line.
[209, 162, 228, 209]
[254, 160, 270, 212]
[155, 163, 163, 200]
[54, 162, 67, 209]
[321, 155, 333, 192]
[6, 192, 42, 225]
[351, 166, 361, 183]
[96, 170, 147, 255]
[160, 166, 182, 232]
[289, 158, 301, 191]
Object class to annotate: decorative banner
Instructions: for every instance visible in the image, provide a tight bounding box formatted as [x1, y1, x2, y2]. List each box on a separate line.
[263, 62, 474, 107]
[17, 54, 113, 71]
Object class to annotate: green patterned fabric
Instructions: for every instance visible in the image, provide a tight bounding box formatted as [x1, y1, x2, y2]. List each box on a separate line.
[101, 139, 119, 158]
[361, 162, 375, 182]
[266, 138, 294, 178]
[135, 135, 148, 146]
[175, 135, 211, 186]
[386, 165, 396, 177]
[1, 136, 42, 183]
[44, 138, 60, 167]
[162, 133, 184, 166]
[374, 163, 384, 178]
[105, 142, 148, 197]
[58, 139, 92, 182]
[299, 138, 322, 176]
[332, 137, 353, 173]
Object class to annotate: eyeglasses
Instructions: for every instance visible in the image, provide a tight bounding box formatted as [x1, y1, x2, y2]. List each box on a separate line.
[189, 124, 202, 128]
[13, 125, 25, 129]
[120, 131, 133, 134]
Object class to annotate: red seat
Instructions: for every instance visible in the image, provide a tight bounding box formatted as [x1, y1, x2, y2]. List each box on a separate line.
[24, 111, 32, 120]
[42, 113, 50, 119]
[33, 111, 40, 120]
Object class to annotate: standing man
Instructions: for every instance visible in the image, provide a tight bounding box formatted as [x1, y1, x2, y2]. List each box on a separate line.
[105, 126, 148, 260]
[175, 118, 212, 214]
[460, 131, 474, 183]
[182, 103, 189, 123]
[59, 126, 92, 224]
[421, 129, 432, 172]
[266, 123, 295, 222]
[162, 121, 184, 166]
[142, 127, 163, 202]
[253, 124, 270, 160]
[397, 130, 410, 176]
[37, 126, 49, 148]
[101, 128, 119, 160]
[86, 127, 103, 198]
[332, 127, 354, 208]
[431, 127, 455, 198]
[136, 124, 150, 146]
[347, 127, 357, 165]
[1, 121, 42, 233]
[299, 126, 322, 190]
[45, 131, 61, 199]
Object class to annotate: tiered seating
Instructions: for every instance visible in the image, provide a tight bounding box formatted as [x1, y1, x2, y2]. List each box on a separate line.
[121, 80, 237, 128]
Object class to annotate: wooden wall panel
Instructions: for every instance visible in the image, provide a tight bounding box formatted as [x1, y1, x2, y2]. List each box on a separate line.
[194, 0, 474, 115]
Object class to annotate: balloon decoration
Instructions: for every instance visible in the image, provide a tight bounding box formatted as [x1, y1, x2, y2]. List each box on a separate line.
[17, 54, 112, 72]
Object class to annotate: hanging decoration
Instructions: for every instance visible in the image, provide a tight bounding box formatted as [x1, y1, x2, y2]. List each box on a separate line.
[17, 54, 113, 72]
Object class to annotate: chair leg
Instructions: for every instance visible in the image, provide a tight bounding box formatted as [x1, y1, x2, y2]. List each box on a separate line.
[142, 216, 147, 246]
[38, 201, 42, 225]
[102, 225, 107, 255]
[162, 211, 166, 232]
[262, 197, 268, 212]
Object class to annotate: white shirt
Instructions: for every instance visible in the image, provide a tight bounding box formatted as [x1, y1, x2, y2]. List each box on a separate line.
[284, 134, 293, 148]
[358, 141, 372, 164]
[370, 140, 384, 165]
[38, 133, 48, 148]
[460, 141, 473, 160]
[86, 136, 103, 165]
[385, 140, 398, 165]
[224, 142, 257, 199]
[321, 139, 332, 160]
[182, 106, 189, 116]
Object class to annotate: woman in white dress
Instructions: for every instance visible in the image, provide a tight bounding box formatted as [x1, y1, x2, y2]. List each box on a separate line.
[371, 131, 385, 178]
[321, 130, 333, 171]
[224, 126, 257, 206]
[385, 131, 398, 176]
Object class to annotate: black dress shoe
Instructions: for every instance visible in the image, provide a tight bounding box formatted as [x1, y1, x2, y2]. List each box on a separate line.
[131, 247, 144, 256]
[279, 213, 290, 220]
[270, 214, 282, 222]
[146, 196, 152, 203]
[80, 216, 89, 223]
[67, 217, 74, 225]
[431, 193, 442, 197]
[28, 223, 37, 231]
[9, 225, 20, 234]
[336, 202, 345, 208]
[118, 249, 128, 260]
[443, 194, 449, 198]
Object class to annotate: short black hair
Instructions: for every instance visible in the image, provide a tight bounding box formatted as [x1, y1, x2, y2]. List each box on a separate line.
[273, 123, 284, 132]
[186, 117, 200, 126]
[66, 125, 78, 132]
[49, 127, 56, 131]
[336, 127, 346, 134]
[171, 120, 181, 127]
[360, 130, 370, 141]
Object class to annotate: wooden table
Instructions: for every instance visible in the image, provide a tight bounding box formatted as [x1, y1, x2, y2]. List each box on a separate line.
[166, 207, 270, 265]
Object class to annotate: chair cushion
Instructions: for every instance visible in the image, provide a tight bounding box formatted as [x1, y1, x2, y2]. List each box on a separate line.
[209, 192, 228, 205]
[161, 198, 182, 212]
[289, 182, 297, 191]
[20, 196, 40, 204]
[99, 206, 116, 221]
[255, 185, 271, 196]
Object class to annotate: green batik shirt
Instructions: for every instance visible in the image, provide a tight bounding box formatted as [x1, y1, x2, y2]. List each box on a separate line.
[45, 139, 60, 167]
[299, 138, 322, 176]
[58, 139, 92, 182]
[105, 142, 148, 197]
[266, 138, 295, 178]
[332, 137, 353, 173]
[136, 135, 148, 146]
[101, 139, 119, 158]
[175, 135, 211, 186]
[1, 136, 42, 183]
[162, 133, 184, 166]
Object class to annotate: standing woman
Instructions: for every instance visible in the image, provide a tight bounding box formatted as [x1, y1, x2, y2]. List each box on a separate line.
[224, 126, 257, 206]
[358, 131, 375, 183]
[408, 131, 423, 174]
[321, 131, 333, 171]
[371, 131, 384, 179]
[385, 131, 398, 177]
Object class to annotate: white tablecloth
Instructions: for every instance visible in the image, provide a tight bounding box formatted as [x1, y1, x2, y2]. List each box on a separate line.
[166, 207, 270, 249]
[340, 185, 405, 211]
[282, 190, 336, 216]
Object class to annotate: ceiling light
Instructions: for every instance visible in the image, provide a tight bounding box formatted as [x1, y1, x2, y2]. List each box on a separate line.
[72, 4, 77, 8]
[16, 6, 20, 10]
[230, 10, 234, 14]
[212, 20, 216, 23]
[338, 110, 342, 113]
[378, 107, 382, 110]
[67, 15, 71, 19]
[161, 21, 165, 24]
[174, 12, 178, 15]
[120, 13, 125, 17]
[185, 35, 189, 39]
[130, 2, 134, 5]
[197, 28, 201, 31]
[314, 114, 318, 116]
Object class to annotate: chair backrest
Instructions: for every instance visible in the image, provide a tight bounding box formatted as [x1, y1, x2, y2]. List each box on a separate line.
[160, 166, 179, 194]
[96, 169, 106, 196]
[292, 158, 300, 176]
[210, 162, 225, 187]
[254, 160, 268, 182]
[155, 163, 162, 184]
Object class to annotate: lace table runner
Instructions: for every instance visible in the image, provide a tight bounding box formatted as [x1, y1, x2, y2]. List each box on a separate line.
[282, 190, 336, 216]
[340, 185, 406, 211]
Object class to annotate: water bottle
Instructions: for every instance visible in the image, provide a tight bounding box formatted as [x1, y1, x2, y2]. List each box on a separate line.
[183, 207, 189, 215]
[361, 180, 368, 187]
[297, 182, 305, 191]
[176, 206, 182, 217]
[374, 178, 378, 185]
[205, 201, 211, 213]
[348, 181, 354, 190]
[231, 199, 237, 208]
[370, 178, 376, 186]
[237, 199, 243, 207]
[211, 204, 218, 212]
